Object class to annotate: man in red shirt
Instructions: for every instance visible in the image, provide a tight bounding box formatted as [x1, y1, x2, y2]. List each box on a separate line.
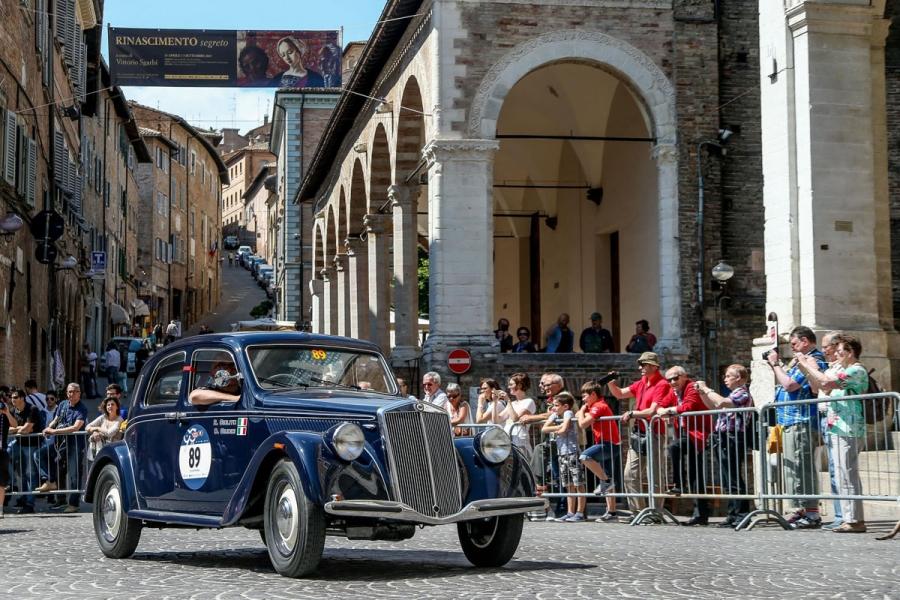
[608, 352, 675, 516]
[577, 380, 621, 521]
[657, 366, 714, 525]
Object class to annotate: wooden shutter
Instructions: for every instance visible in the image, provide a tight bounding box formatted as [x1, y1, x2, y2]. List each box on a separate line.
[4, 111, 17, 186]
[26, 138, 37, 206]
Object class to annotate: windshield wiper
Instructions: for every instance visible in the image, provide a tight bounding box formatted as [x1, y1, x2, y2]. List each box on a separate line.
[257, 376, 308, 389]
[308, 376, 361, 391]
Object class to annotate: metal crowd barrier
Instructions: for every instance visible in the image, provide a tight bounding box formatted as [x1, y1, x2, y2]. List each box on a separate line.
[5, 431, 89, 502]
[508, 392, 899, 529]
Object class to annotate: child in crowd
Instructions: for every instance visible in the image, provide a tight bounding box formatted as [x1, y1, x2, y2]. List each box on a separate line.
[577, 380, 621, 521]
[541, 392, 586, 522]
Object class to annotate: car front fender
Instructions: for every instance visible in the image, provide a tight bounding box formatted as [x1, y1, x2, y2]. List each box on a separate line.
[454, 438, 536, 503]
[83, 441, 139, 511]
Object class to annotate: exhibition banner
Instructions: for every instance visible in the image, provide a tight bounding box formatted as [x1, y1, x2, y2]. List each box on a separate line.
[109, 28, 342, 88]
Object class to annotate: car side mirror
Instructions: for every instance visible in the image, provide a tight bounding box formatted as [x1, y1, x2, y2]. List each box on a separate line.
[212, 370, 242, 390]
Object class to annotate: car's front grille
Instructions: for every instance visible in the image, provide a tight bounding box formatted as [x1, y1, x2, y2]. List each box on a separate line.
[382, 405, 463, 518]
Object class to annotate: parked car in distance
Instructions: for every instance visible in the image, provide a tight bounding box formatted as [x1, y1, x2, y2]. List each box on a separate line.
[223, 235, 239, 249]
[257, 266, 274, 286]
[247, 256, 266, 273]
[236, 246, 252, 266]
[85, 332, 543, 578]
[105, 337, 154, 376]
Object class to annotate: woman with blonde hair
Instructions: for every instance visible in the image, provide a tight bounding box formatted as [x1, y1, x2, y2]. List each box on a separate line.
[274, 36, 324, 88]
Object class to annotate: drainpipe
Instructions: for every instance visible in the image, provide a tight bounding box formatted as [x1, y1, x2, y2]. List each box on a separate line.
[696, 139, 723, 382]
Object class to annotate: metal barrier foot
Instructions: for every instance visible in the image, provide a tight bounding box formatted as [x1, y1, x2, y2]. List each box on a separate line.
[740, 509, 792, 531]
[630, 508, 669, 526]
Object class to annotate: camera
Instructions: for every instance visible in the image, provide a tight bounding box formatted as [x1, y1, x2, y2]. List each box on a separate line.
[762, 349, 773, 361]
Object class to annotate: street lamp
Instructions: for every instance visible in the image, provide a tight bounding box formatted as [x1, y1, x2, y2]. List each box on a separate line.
[0, 212, 24, 236]
[711, 261, 734, 385]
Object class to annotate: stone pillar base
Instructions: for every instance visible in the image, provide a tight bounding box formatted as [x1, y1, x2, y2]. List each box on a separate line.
[422, 334, 497, 389]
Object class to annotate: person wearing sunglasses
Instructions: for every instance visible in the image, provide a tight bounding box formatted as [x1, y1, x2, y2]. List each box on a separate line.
[421, 372, 448, 410]
[512, 327, 537, 353]
[446, 383, 471, 436]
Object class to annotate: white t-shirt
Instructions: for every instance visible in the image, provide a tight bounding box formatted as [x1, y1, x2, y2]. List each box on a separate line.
[104, 348, 121, 370]
[502, 397, 537, 448]
[480, 400, 507, 425]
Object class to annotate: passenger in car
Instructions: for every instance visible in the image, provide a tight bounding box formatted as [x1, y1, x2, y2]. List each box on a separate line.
[189, 362, 242, 406]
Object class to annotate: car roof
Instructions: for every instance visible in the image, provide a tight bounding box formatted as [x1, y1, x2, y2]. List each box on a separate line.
[162, 331, 383, 353]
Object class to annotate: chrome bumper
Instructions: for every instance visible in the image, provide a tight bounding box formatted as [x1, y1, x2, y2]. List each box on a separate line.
[324, 497, 548, 525]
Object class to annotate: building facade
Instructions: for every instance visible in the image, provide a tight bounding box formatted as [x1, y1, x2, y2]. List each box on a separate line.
[295, 0, 900, 392]
[222, 146, 275, 247]
[131, 104, 228, 332]
[269, 89, 341, 325]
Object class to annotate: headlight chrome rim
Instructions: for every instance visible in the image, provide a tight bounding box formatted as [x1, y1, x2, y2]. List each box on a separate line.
[477, 427, 512, 464]
[332, 422, 366, 461]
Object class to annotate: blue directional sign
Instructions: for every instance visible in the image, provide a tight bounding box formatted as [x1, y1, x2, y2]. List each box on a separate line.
[91, 251, 107, 271]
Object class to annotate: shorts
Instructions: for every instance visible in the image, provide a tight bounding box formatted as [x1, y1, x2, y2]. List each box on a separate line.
[0, 449, 9, 486]
[558, 453, 583, 487]
[579, 442, 621, 485]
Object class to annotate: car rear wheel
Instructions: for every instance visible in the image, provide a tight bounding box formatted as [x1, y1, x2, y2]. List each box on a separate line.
[457, 515, 524, 567]
[93, 465, 142, 558]
[264, 459, 325, 578]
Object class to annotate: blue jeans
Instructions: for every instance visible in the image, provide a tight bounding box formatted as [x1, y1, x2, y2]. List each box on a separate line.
[9, 440, 37, 507]
[56, 439, 85, 507]
[823, 425, 842, 521]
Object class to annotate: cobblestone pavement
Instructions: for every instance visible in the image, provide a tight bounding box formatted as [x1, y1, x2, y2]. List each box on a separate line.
[0, 513, 897, 599]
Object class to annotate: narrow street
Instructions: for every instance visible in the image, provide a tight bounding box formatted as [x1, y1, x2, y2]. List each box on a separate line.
[185, 259, 268, 336]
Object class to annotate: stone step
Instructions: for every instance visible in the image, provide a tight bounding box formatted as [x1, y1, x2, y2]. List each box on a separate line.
[857, 450, 900, 474]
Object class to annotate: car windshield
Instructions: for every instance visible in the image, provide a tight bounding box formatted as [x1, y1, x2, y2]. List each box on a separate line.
[247, 345, 395, 394]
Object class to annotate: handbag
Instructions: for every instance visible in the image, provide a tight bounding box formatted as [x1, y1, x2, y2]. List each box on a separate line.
[629, 430, 647, 456]
[766, 424, 783, 454]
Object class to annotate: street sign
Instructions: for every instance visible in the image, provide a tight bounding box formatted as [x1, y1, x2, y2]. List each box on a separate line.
[91, 251, 107, 272]
[34, 240, 57, 265]
[30, 210, 65, 241]
[447, 348, 472, 374]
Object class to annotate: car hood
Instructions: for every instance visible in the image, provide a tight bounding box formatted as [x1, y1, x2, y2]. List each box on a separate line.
[257, 390, 416, 416]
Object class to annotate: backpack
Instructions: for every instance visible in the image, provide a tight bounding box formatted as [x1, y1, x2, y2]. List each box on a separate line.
[863, 368, 885, 424]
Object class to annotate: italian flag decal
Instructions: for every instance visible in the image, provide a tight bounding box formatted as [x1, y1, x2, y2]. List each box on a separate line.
[236, 417, 248, 436]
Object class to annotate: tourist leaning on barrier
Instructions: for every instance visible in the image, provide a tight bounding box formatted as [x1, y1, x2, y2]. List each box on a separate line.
[695, 364, 754, 528]
[766, 325, 827, 529]
[797, 333, 867, 533]
[577, 380, 621, 522]
[446, 383, 471, 437]
[608, 352, 675, 518]
[38, 382, 88, 513]
[8, 389, 43, 514]
[542, 392, 586, 522]
[815, 331, 845, 530]
[475, 378, 507, 426]
[657, 366, 713, 526]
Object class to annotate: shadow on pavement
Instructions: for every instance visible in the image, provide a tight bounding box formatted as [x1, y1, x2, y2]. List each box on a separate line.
[131, 546, 594, 579]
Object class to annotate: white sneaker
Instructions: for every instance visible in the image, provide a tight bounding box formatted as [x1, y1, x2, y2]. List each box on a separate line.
[544, 512, 557, 522]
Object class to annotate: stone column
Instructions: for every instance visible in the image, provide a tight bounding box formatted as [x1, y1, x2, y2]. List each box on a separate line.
[333, 253, 350, 337]
[389, 184, 420, 361]
[651, 143, 681, 353]
[364, 213, 391, 351]
[421, 139, 498, 364]
[755, 1, 897, 391]
[309, 278, 324, 333]
[319, 266, 336, 335]
[345, 237, 370, 340]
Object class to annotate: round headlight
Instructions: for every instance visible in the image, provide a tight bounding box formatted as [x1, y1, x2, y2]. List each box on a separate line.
[477, 426, 512, 464]
[332, 423, 365, 461]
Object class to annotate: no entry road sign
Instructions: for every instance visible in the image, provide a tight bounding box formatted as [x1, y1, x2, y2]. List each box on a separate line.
[447, 348, 472, 374]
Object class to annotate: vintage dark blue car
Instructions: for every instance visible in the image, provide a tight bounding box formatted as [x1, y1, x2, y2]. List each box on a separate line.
[84, 332, 544, 577]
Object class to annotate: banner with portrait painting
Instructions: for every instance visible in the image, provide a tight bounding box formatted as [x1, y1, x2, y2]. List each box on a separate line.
[109, 28, 342, 88]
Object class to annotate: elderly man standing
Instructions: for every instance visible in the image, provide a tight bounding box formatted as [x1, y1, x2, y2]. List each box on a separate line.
[39, 382, 88, 513]
[657, 366, 713, 526]
[608, 352, 675, 518]
[766, 325, 827, 529]
[421, 372, 449, 411]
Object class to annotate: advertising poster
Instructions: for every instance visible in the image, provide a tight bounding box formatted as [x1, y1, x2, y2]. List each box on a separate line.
[109, 28, 342, 88]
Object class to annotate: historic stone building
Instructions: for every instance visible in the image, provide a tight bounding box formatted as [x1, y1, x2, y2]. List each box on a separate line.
[131, 104, 228, 331]
[295, 0, 900, 393]
[221, 145, 275, 246]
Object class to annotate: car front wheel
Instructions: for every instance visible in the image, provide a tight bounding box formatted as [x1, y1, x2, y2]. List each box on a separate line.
[264, 459, 325, 578]
[93, 465, 142, 558]
[457, 515, 524, 568]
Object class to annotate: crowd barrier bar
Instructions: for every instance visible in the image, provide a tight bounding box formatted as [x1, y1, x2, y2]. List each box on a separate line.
[5, 431, 90, 499]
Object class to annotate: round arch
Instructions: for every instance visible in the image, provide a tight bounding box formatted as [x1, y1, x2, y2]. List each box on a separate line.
[467, 31, 676, 145]
[369, 123, 391, 215]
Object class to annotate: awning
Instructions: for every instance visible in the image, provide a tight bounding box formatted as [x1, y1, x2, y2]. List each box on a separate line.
[131, 299, 150, 317]
[110, 303, 129, 325]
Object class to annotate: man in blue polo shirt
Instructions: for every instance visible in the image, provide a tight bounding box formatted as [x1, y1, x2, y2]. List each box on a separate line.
[766, 325, 827, 529]
[39, 382, 88, 513]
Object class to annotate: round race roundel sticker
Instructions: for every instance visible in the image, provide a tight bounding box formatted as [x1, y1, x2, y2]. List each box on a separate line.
[179, 425, 212, 490]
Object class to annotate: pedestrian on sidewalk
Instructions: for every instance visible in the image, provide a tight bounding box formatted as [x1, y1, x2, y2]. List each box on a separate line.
[228, 252, 234, 266]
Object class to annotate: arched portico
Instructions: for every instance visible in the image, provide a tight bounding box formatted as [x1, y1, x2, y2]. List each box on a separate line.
[438, 30, 682, 352]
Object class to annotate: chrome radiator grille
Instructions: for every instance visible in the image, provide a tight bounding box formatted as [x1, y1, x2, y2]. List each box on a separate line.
[382, 407, 463, 518]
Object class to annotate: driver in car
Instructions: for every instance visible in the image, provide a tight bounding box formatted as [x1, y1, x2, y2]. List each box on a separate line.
[189, 361, 242, 406]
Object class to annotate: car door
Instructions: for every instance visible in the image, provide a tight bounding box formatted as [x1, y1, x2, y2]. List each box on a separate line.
[169, 346, 250, 515]
[129, 350, 188, 511]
